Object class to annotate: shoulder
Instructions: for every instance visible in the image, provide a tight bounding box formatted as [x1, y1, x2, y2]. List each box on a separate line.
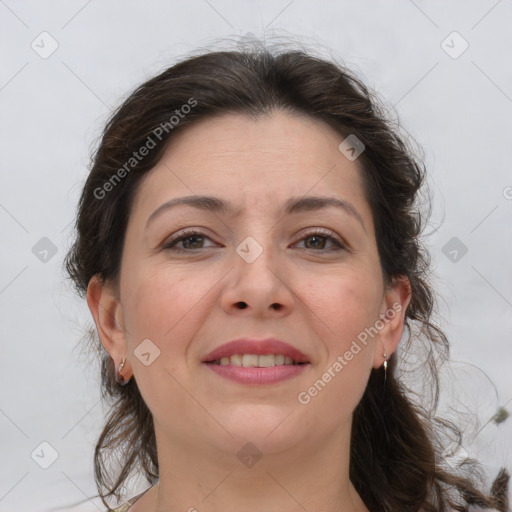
[107, 488, 149, 512]
[108, 505, 131, 512]
[107, 496, 137, 512]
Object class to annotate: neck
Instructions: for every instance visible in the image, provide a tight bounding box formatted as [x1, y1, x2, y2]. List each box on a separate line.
[150, 418, 368, 512]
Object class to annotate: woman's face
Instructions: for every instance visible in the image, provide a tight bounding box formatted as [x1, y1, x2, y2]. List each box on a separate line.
[92, 110, 410, 462]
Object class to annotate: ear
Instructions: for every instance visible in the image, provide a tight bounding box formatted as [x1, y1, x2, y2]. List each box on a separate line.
[86, 274, 132, 380]
[371, 275, 412, 369]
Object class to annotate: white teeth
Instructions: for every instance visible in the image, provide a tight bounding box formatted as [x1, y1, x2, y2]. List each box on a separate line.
[257, 354, 275, 367]
[242, 354, 259, 367]
[214, 354, 302, 367]
[230, 354, 243, 366]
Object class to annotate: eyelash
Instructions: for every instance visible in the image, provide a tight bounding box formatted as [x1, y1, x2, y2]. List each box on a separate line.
[162, 228, 346, 253]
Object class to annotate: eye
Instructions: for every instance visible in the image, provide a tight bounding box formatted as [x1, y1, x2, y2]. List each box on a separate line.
[294, 229, 346, 251]
[162, 228, 346, 253]
[162, 229, 217, 252]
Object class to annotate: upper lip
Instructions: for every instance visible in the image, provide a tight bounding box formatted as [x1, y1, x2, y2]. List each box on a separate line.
[202, 338, 310, 363]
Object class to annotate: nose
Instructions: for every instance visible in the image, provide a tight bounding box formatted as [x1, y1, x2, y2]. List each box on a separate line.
[220, 237, 293, 317]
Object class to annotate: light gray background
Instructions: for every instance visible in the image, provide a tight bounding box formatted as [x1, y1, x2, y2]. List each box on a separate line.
[1, 1, 511, 511]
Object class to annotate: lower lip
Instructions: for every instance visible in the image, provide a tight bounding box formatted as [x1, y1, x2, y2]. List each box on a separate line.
[203, 362, 310, 385]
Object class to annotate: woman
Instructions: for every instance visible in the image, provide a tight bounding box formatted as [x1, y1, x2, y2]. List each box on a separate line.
[64, 44, 509, 511]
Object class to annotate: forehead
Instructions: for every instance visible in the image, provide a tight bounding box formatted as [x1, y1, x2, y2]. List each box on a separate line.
[160, 110, 353, 171]
[129, 111, 372, 228]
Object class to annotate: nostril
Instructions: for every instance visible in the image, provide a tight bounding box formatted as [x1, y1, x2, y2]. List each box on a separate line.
[236, 302, 248, 309]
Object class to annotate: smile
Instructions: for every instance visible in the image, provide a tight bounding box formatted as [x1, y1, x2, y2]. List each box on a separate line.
[207, 353, 307, 367]
[203, 357, 311, 385]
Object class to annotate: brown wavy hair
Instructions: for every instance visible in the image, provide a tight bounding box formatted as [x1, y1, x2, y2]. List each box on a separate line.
[63, 43, 510, 511]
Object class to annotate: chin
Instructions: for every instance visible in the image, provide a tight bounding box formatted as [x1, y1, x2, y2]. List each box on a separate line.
[222, 413, 303, 447]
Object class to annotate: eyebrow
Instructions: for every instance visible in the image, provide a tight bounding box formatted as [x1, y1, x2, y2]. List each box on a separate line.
[146, 194, 366, 232]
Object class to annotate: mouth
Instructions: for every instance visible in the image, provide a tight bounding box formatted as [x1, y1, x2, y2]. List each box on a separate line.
[201, 337, 311, 365]
[204, 354, 309, 367]
[203, 356, 311, 385]
[201, 338, 311, 384]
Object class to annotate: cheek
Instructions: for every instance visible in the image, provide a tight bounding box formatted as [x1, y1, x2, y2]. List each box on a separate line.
[306, 271, 380, 400]
[121, 262, 222, 383]
[300, 287, 377, 422]
[314, 269, 382, 344]
[121, 266, 204, 416]
[122, 264, 195, 340]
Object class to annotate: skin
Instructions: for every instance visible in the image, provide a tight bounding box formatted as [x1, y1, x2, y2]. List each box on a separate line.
[87, 110, 411, 512]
